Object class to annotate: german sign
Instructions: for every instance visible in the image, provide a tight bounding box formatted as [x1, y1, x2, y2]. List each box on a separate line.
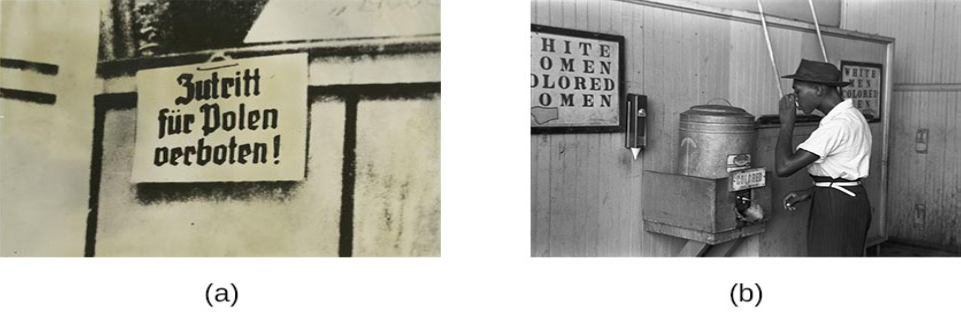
[132, 53, 308, 182]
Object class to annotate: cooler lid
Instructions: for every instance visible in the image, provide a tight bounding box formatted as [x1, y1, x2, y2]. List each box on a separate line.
[680, 104, 756, 124]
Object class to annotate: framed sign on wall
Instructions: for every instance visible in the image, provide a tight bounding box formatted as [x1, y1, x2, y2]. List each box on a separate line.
[840, 61, 883, 123]
[531, 24, 625, 133]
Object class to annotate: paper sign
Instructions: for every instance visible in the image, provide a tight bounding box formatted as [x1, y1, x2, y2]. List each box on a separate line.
[132, 53, 308, 182]
[729, 167, 766, 192]
[531, 24, 623, 132]
[840, 61, 883, 121]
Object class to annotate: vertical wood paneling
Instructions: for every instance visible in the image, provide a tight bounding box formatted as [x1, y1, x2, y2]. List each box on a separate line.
[596, 134, 615, 256]
[532, 134, 551, 257]
[887, 91, 904, 239]
[855, 0, 959, 84]
[546, 135, 566, 255]
[573, 133, 590, 256]
[891, 91, 919, 240]
[932, 0, 946, 84]
[910, 92, 928, 241]
[922, 93, 942, 244]
[945, 92, 961, 248]
[627, 1, 646, 256]
[530, 0, 543, 247]
[534, 0, 549, 24]
[844, 0, 961, 251]
[946, 0, 961, 83]
[587, 135, 601, 256]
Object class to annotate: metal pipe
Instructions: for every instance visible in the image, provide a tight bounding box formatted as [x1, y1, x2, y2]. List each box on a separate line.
[756, 0, 784, 96]
[879, 41, 895, 240]
[808, 0, 829, 62]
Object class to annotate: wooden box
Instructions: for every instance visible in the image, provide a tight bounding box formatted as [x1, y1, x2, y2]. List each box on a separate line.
[642, 170, 771, 244]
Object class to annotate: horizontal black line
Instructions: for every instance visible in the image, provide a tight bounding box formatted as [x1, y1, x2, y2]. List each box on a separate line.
[309, 83, 440, 100]
[243, 33, 441, 48]
[1, 58, 59, 75]
[0, 88, 56, 105]
[97, 42, 440, 78]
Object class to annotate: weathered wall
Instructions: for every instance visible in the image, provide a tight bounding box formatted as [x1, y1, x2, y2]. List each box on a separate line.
[95, 97, 345, 256]
[92, 47, 440, 256]
[0, 1, 100, 257]
[2, 0, 440, 257]
[531, 0, 889, 256]
[842, 0, 961, 252]
[353, 96, 441, 257]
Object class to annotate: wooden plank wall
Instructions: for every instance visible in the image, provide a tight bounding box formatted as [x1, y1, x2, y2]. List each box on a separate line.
[531, 0, 888, 256]
[842, 0, 961, 252]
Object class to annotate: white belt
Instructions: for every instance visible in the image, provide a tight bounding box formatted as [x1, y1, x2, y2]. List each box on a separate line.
[813, 181, 860, 197]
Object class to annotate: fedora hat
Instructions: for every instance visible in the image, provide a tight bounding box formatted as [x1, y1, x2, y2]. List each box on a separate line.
[781, 59, 851, 87]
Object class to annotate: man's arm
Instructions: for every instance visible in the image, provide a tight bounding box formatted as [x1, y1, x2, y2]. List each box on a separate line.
[775, 94, 819, 177]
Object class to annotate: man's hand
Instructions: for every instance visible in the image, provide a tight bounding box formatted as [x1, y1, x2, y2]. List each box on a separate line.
[783, 188, 812, 211]
[778, 93, 798, 124]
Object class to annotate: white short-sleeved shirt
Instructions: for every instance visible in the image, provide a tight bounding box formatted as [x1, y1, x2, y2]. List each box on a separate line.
[796, 99, 872, 180]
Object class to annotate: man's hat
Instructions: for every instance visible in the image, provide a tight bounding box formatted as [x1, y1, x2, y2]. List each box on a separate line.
[781, 59, 851, 87]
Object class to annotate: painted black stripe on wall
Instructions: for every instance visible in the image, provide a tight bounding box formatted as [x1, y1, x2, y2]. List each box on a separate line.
[309, 82, 440, 101]
[0, 58, 59, 75]
[86, 93, 137, 257]
[0, 88, 56, 105]
[338, 94, 359, 257]
[85, 95, 123, 257]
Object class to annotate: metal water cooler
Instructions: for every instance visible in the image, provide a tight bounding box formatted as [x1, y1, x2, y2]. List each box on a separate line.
[642, 103, 772, 256]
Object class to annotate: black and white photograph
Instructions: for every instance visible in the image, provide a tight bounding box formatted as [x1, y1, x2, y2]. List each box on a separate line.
[531, 0, 960, 257]
[1, 0, 440, 257]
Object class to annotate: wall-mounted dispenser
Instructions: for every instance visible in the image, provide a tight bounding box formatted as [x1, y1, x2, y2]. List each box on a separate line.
[625, 94, 648, 160]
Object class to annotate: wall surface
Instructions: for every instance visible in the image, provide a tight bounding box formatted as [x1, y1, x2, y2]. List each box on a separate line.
[92, 46, 441, 256]
[842, 0, 961, 251]
[688, 0, 841, 27]
[3, 0, 440, 256]
[0, 1, 100, 257]
[531, 0, 889, 256]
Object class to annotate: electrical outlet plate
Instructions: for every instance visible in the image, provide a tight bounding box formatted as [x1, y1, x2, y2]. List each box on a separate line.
[914, 203, 926, 228]
[916, 129, 929, 154]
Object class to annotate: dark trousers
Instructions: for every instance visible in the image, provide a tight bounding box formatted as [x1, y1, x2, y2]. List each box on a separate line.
[807, 179, 872, 257]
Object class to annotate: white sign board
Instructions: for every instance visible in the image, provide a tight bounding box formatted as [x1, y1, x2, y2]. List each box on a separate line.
[840, 61, 883, 121]
[531, 25, 623, 132]
[132, 53, 308, 182]
[729, 167, 767, 192]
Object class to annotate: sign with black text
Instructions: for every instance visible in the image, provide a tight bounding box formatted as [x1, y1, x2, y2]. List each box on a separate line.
[132, 53, 308, 182]
[531, 24, 624, 133]
[840, 61, 882, 122]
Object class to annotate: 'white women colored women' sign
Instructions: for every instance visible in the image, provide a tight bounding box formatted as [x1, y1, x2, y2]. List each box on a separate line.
[531, 26, 621, 130]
